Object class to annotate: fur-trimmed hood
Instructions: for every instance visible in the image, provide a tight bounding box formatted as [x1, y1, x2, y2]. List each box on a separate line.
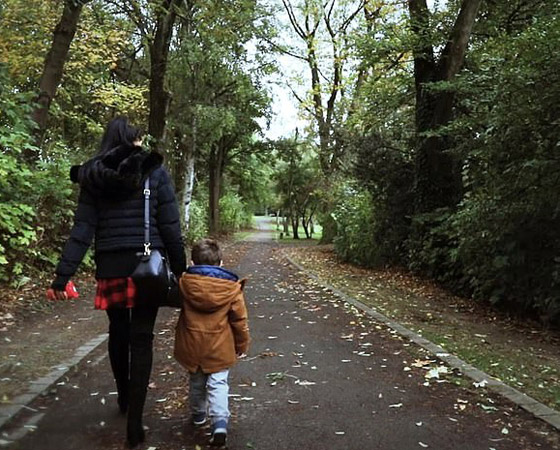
[70, 144, 163, 199]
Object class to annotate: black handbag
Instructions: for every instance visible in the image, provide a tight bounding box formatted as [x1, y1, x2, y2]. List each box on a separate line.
[131, 177, 181, 308]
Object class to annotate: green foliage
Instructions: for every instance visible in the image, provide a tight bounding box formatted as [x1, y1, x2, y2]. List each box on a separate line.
[332, 184, 378, 265]
[273, 138, 322, 239]
[0, 67, 76, 284]
[334, 1, 560, 324]
[442, 13, 560, 320]
[219, 191, 253, 233]
[186, 197, 209, 245]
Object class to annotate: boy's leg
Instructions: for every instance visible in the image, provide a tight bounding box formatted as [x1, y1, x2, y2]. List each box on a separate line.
[189, 370, 208, 424]
[207, 369, 229, 445]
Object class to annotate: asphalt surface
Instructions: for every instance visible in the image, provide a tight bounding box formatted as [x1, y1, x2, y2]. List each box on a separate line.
[1, 235, 558, 450]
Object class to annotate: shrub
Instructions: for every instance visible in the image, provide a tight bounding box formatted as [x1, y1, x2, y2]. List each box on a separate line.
[186, 198, 208, 245]
[219, 191, 253, 233]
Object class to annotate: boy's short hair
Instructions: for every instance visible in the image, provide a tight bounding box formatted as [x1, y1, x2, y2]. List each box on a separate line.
[191, 239, 222, 266]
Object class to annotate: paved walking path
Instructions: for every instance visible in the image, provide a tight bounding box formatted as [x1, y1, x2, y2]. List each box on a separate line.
[1, 232, 558, 449]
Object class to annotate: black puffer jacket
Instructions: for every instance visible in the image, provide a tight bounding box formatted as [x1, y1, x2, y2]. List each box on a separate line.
[52, 144, 186, 290]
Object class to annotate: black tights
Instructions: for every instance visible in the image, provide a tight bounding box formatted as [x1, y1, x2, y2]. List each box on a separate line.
[106, 306, 158, 442]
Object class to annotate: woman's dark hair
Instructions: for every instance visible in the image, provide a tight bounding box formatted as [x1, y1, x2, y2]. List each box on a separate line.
[99, 116, 142, 154]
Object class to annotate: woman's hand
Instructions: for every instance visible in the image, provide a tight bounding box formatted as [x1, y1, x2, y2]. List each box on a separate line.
[46, 288, 68, 300]
[54, 290, 68, 300]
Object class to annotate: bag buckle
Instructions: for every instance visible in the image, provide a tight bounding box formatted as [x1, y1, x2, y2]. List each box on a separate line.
[143, 188, 151, 195]
[143, 243, 152, 256]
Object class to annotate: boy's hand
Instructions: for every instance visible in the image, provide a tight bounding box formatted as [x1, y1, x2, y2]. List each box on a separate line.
[237, 353, 247, 359]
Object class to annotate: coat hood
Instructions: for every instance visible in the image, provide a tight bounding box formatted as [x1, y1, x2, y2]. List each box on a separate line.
[180, 272, 243, 313]
[70, 144, 163, 199]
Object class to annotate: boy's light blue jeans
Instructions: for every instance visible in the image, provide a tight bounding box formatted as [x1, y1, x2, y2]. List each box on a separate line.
[189, 369, 230, 425]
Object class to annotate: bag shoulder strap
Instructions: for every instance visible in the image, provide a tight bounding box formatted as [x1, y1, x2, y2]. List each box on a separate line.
[143, 177, 151, 255]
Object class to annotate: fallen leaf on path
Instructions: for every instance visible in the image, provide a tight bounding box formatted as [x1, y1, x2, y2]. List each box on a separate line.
[295, 380, 316, 386]
[419, 442, 428, 448]
[473, 380, 488, 388]
[389, 403, 403, 408]
[425, 366, 448, 379]
[411, 359, 433, 368]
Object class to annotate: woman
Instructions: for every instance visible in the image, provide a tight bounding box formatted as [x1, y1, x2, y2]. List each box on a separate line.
[50, 117, 186, 448]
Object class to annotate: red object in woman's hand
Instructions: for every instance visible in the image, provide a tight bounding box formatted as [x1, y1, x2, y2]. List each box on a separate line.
[47, 281, 79, 300]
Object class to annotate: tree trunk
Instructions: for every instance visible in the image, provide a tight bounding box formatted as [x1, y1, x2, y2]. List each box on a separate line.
[31, 0, 85, 155]
[148, 0, 179, 151]
[208, 141, 226, 236]
[291, 214, 300, 239]
[408, 0, 482, 213]
[182, 148, 195, 232]
[301, 216, 310, 239]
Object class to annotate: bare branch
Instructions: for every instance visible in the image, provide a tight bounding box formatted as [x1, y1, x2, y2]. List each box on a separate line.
[340, 0, 366, 32]
[287, 84, 315, 117]
[282, 0, 307, 39]
[263, 36, 309, 61]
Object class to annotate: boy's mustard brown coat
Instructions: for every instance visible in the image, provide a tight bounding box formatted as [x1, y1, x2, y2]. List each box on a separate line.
[174, 273, 250, 373]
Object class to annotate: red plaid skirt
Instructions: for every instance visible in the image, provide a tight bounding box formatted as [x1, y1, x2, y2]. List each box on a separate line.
[95, 277, 137, 310]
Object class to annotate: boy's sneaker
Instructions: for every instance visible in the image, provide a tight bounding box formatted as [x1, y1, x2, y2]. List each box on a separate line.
[192, 412, 207, 426]
[209, 420, 227, 447]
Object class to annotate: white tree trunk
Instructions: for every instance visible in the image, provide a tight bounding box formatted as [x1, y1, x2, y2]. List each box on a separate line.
[183, 152, 195, 231]
[183, 114, 197, 231]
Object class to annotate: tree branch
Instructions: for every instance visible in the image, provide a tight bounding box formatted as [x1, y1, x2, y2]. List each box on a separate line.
[438, 0, 482, 80]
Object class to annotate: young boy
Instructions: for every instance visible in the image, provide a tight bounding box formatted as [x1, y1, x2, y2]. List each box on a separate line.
[174, 239, 250, 447]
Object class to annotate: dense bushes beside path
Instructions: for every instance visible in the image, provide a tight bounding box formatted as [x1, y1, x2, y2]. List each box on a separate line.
[334, 11, 560, 325]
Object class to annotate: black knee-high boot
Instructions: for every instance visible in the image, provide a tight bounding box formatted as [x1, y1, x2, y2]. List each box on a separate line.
[107, 310, 130, 414]
[108, 333, 130, 414]
[126, 331, 154, 448]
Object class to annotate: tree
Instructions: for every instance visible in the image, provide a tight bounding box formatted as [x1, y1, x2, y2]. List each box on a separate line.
[274, 137, 321, 239]
[280, 0, 365, 174]
[148, 0, 181, 150]
[166, 0, 273, 234]
[408, 0, 482, 212]
[31, 0, 91, 154]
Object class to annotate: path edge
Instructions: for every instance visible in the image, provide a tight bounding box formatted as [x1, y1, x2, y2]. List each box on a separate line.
[283, 252, 560, 432]
[0, 333, 108, 430]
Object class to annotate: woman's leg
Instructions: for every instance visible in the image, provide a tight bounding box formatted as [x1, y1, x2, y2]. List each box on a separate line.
[126, 305, 158, 448]
[106, 308, 130, 414]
